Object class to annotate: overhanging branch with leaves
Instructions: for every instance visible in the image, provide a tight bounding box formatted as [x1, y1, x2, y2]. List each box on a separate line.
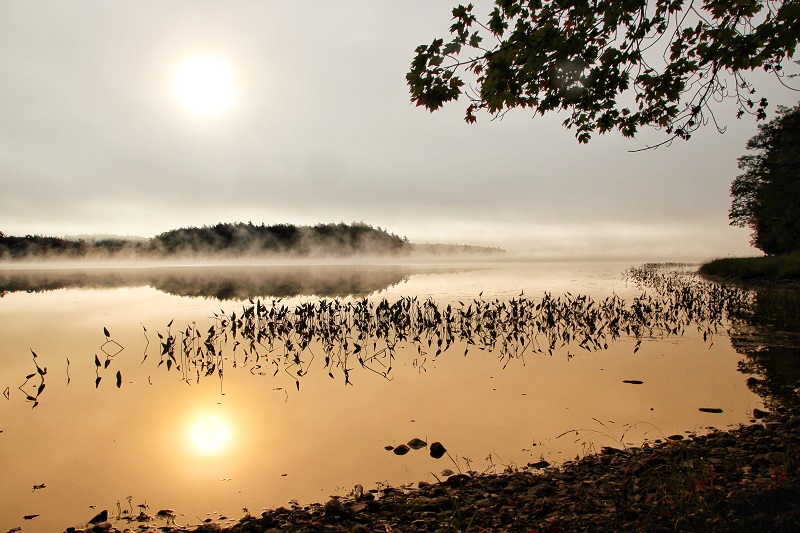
[407, 0, 800, 147]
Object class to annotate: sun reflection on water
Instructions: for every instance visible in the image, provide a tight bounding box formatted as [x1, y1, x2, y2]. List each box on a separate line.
[187, 413, 233, 455]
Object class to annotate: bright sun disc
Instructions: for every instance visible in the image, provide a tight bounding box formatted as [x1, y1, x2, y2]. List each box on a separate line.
[174, 55, 236, 116]
[188, 413, 232, 454]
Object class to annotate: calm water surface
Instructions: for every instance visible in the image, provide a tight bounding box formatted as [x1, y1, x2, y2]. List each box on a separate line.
[0, 262, 767, 532]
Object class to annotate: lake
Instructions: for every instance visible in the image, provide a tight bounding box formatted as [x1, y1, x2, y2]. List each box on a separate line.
[0, 261, 780, 532]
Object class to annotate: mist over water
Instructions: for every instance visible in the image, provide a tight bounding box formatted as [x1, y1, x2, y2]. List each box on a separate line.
[0, 263, 481, 300]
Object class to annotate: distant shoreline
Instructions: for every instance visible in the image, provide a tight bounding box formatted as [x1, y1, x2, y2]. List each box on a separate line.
[0, 222, 506, 262]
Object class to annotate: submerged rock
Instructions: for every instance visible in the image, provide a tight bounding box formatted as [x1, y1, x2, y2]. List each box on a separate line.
[392, 444, 410, 456]
[407, 438, 427, 449]
[429, 441, 446, 459]
[754, 408, 768, 419]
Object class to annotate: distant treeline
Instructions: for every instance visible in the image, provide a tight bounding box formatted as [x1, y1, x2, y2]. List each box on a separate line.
[0, 232, 92, 259]
[0, 223, 504, 261]
[411, 242, 506, 256]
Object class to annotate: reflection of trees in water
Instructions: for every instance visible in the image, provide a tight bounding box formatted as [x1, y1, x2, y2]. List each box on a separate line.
[631, 265, 800, 408]
[0, 270, 136, 296]
[149, 266, 416, 299]
[728, 287, 800, 408]
[0, 265, 452, 299]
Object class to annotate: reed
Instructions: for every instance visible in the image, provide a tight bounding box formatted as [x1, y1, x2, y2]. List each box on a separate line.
[144, 264, 754, 392]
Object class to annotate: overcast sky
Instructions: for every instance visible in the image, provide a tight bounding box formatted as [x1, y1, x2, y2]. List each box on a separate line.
[0, 1, 796, 260]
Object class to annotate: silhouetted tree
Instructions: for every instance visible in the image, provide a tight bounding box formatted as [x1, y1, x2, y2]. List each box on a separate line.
[0, 224, 503, 261]
[0, 233, 89, 259]
[729, 102, 800, 254]
[407, 1, 799, 146]
[150, 222, 409, 257]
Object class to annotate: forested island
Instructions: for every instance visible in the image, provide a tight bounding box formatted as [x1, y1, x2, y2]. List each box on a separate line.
[0, 222, 504, 261]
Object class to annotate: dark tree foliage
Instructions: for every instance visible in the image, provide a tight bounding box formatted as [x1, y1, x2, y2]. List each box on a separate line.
[0, 233, 89, 259]
[150, 222, 409, 257]
[0, 223, 411, 260]
[407, 0, 799, 146]
[729, 102, 800, 254]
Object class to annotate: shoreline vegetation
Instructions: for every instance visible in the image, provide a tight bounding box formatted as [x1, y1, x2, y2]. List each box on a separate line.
[699, 253, 800, 284]
[0, 222, 505, 261]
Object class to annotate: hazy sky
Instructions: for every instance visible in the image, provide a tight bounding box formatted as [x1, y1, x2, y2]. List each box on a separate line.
[1, 1, 797, 260]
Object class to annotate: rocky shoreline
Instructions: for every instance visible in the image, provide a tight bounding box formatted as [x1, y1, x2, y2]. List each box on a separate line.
[65, 403, 800, 533]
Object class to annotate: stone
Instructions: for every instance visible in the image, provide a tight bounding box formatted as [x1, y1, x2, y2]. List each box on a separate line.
[429, 442, 447, 459]
[765, 451, 787, 465]
[324, 498, 344, 515]
[88, 510, 108, 524]
[393, 444, 411, 456]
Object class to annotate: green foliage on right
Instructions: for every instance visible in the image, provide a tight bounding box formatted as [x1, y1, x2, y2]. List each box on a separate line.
[729, 102, 800, 255]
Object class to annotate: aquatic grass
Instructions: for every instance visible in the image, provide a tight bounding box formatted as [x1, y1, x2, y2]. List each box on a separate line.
[18, 349, 46, 408]
[138, 265, 754, 391]
[555, 417, 676, 463]
[12, 264, 758, 402]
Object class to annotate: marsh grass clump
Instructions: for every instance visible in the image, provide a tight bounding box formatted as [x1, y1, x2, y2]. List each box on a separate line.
[700, 253, 800, 283]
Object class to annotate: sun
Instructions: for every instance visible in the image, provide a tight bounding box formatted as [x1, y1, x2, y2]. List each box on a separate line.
[174, 55, 236, 116]
[188, 413, 233, 455]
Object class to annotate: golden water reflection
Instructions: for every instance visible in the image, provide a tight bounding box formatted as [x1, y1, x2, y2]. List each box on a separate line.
[187, 412, 233, 456]
[0, 262, 772, 532]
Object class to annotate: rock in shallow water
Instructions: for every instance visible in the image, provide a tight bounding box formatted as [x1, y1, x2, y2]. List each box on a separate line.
[88, 510, 108, 524]
[430, 442, 446, 459]
[407, 438, 427, 449]
[393, 444, 410, 455]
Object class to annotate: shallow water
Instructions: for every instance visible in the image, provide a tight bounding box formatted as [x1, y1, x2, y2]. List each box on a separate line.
[0, 262, 768, 532]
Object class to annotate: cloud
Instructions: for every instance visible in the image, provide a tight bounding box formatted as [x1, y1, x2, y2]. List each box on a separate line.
[0, 0, 792, 260]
